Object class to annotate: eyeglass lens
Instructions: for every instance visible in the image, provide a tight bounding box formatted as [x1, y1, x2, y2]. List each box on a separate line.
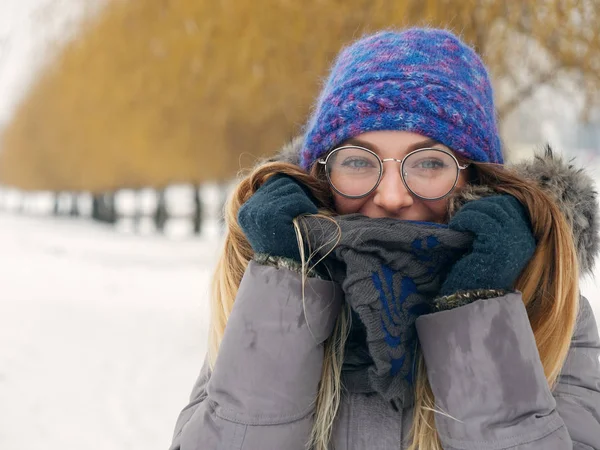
[325, 147, 460, 199]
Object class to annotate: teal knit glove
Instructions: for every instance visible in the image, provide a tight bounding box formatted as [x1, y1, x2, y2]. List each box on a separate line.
[440, 195, 536, 296]
[238, 175, 319, 262]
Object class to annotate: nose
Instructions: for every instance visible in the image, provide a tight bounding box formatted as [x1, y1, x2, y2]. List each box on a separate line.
[372, 164, 414, 215]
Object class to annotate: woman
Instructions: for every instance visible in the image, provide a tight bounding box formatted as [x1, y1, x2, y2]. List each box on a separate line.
[169, 29, 600, 449]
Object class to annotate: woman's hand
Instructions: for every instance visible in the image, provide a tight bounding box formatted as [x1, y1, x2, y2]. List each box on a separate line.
[238, 174, 319, 261]
[440, 195, 536, 296]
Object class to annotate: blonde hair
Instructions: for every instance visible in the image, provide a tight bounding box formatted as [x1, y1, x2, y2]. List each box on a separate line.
[208, 158, 579, 450]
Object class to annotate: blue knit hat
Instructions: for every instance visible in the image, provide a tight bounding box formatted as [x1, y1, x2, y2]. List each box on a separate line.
[301, 28, 503, 169]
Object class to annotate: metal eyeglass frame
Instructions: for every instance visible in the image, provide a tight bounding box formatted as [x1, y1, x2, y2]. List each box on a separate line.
[317, 145, 470, 201]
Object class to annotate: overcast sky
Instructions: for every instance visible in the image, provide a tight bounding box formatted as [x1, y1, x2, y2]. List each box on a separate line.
[0, 0, 93, 125]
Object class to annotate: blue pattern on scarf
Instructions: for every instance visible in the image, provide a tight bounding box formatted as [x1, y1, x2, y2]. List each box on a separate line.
[411, 235, 440, 263]
[371, 235, 446, 381]
[372, 264, 417, 377]
[411, 234, 456, 276]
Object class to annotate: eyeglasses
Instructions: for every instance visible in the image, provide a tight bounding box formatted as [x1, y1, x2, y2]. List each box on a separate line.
[317, 146, 470, 200]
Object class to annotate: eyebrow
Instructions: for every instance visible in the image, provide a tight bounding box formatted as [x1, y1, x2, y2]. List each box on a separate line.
[343, 137, 444, 154]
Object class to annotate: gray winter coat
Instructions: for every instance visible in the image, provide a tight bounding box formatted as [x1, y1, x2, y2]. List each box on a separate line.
[169, 149, 600, 450]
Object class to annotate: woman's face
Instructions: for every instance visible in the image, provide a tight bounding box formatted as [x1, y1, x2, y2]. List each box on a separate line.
[329, 131, 469, 223]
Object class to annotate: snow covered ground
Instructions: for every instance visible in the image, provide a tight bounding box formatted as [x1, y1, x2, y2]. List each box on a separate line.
[0, 213, 220, 450]
[0, 198, 599, 450]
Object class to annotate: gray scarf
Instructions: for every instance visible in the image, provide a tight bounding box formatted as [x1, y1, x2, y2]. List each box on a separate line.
[306, 214, 473, 408]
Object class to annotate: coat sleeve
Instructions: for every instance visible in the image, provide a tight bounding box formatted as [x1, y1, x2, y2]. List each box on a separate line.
[168, 260, 342, 450]
[553, 296, 600, 449]
[415, 293, 600, 450]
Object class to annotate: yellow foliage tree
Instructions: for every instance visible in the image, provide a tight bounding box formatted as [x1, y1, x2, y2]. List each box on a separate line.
[1, 0, 598, 190]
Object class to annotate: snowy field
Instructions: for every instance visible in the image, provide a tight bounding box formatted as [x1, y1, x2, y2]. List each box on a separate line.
[0, 194, 599, 450]
[0, 213, 220, 450]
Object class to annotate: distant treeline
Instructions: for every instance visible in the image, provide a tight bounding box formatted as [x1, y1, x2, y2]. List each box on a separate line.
[0, 183, 230, 236]
[2, 0, 599, 191]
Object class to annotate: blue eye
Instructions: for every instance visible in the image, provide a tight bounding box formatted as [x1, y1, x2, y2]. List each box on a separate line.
[341, 157, 376, 169]
[414, 159, 446, 169]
